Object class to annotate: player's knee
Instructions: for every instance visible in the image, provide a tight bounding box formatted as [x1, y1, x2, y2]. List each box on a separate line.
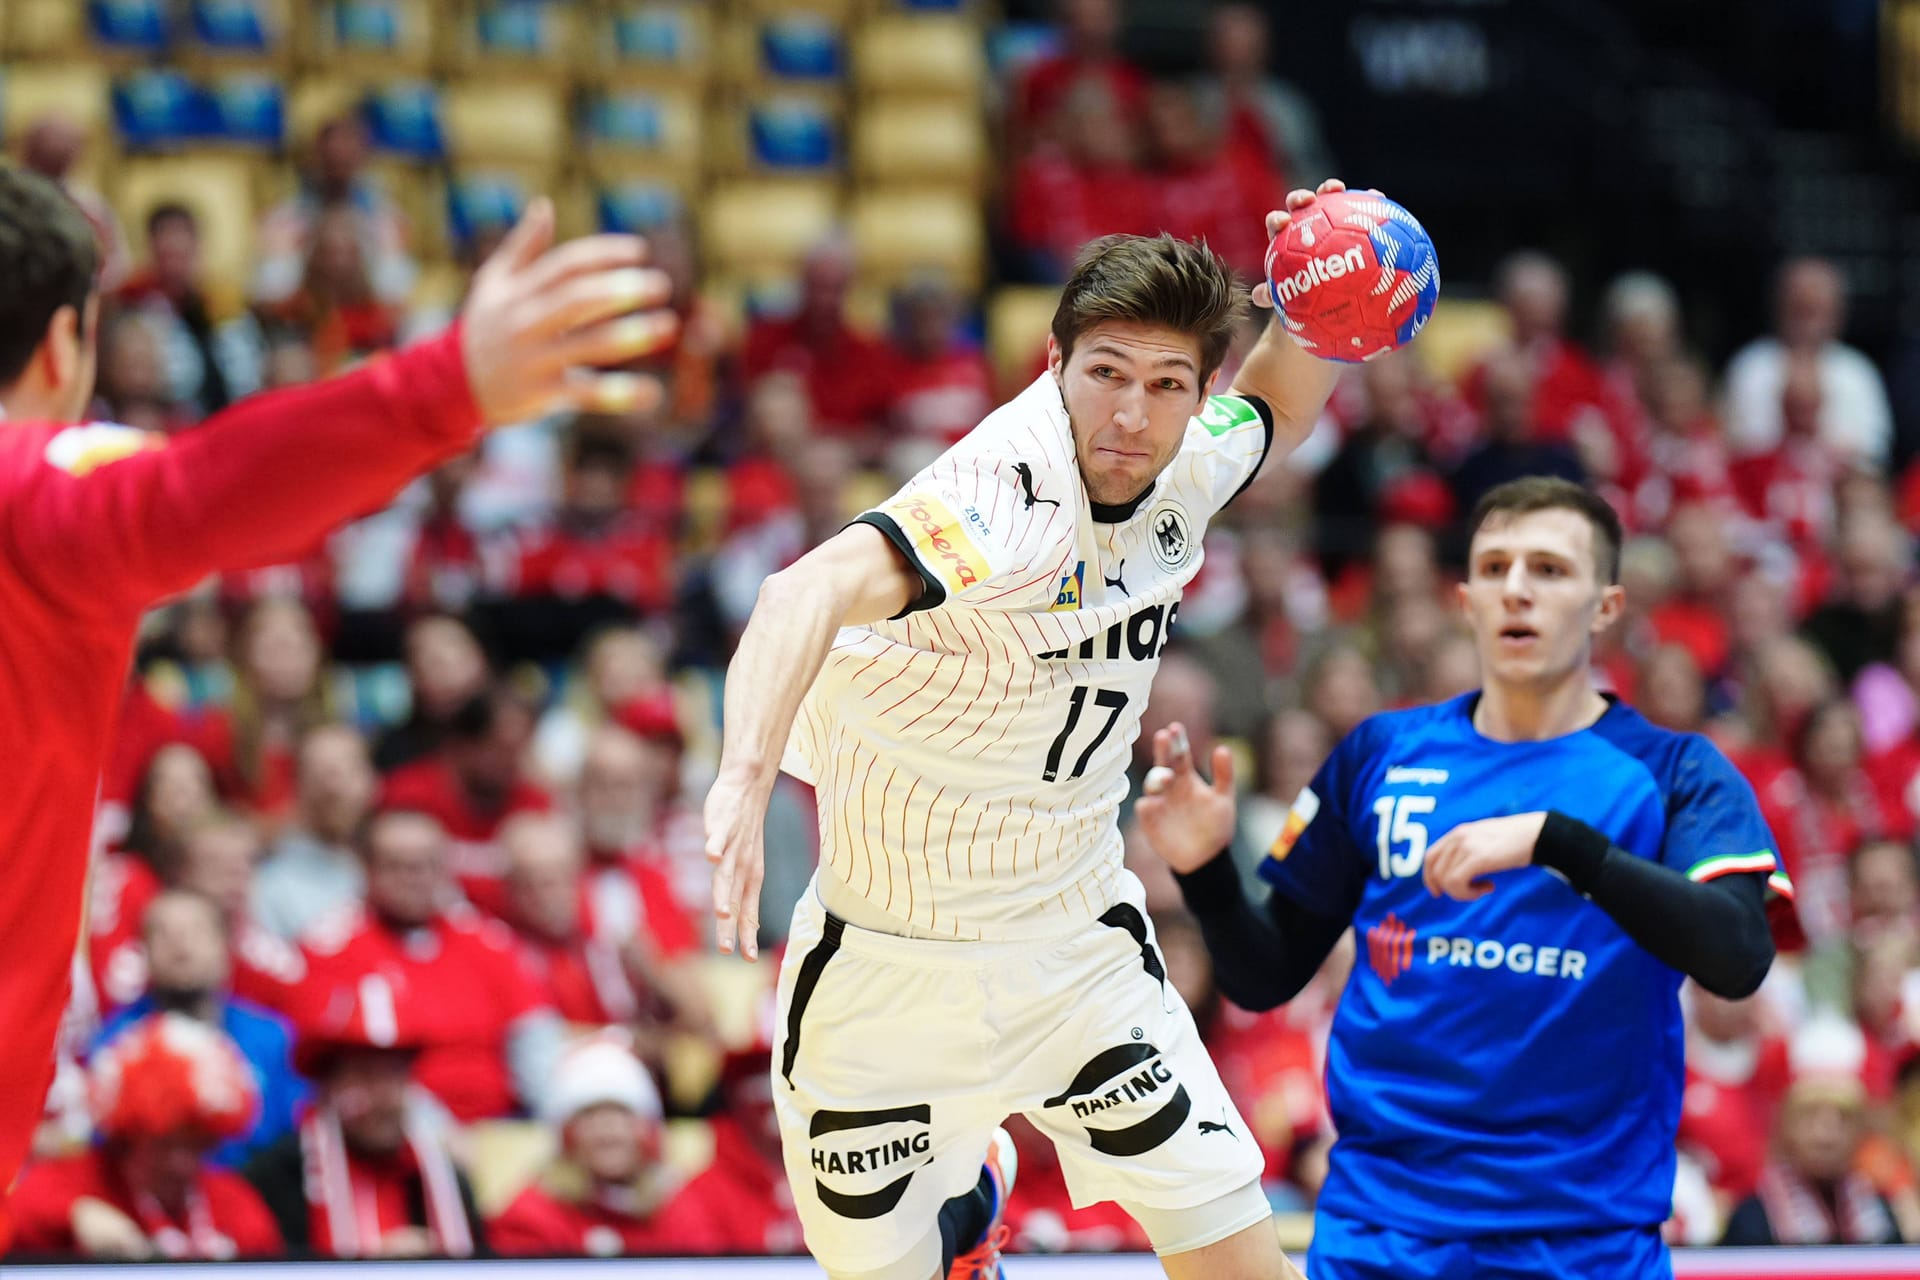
[1122, 1178, 1274, 1260]
[821, 1222, 943, 1280]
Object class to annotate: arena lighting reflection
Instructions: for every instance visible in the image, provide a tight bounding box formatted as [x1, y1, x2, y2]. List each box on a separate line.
[13, 1252, 1920, 1278]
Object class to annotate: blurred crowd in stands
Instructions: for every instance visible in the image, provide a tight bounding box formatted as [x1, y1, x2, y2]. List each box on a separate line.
[5, 0, 1920, 1262]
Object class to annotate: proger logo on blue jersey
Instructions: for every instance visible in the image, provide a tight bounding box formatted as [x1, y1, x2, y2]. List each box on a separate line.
[1364, 914, 1589, 985]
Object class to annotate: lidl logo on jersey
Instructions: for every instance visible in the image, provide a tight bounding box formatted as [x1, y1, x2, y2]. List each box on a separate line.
[1266, 787, 1321, 865]
[1196, 394, 1260, 438]
[1051, 561, 1085, 611]
[882, 491, 992, 594]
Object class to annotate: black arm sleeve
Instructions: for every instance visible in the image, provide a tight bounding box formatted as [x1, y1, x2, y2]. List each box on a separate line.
[1533, 811, 1775, 998]
[1173, 850, 1351, 1012]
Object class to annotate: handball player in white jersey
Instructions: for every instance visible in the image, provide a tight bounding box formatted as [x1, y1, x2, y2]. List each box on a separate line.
[705, 183, 1350, 1280]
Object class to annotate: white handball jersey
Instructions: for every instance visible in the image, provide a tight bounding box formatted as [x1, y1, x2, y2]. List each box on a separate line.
[782, 373, 1276, 940]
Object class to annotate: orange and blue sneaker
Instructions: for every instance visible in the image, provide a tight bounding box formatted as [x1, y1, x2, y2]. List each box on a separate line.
[947, 1126, 1018, 1279]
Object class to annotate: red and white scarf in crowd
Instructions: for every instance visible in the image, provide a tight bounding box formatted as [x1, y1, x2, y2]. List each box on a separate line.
[300, 1108, 472, 1258]
[1755, 1159, 1895, 1245]
[132, 1188, 232, 1260]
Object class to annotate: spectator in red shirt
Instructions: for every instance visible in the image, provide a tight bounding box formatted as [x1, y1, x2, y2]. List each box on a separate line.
[1761, 701, 1898, 948]
[401, 452, 487, 615]
[670, 1035, 807, 1254]
[1680, 984, 1791, 1205]
[740, 241, 895, 443]
[302, 809, 563, 1122]
[1733, 355, 1844, 552]
[1461, 253, 1633, 476]
[530, 625, 670, 791]
[1851, 838, 1920, 945]
[578, 720, 712, 935]
[1649, 502, 1740, 680]
[1191, 4, 1335, 189]
[93, 311, 184, 435]
[490, 1036, 711, 1256]
[1006, 79, 1155, 282]
[505, 424, 676, 622]
[174, 815, 318, 1020]
[1141, 80, 1277, 282]
[1637, 643, 1710, 735]
[244, 974, 486, 1258]
[382, 686, 554, 898]
[373, 613, 493, 772]
[261, 206, 401, 378]
[500, 813, 644, 1030]
[10, 1014, 281, 1259]
[1010, 0, 1147, 152]
[884, 279, 995, 471]
[1314, 357, 1454, 580]
[213, 599, 334, 820]
[1634, 355, 1741, 531]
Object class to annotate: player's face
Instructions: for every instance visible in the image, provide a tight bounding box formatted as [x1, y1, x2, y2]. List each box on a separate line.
[1049, 322, 1215, 506]
[1458, 509, 1624, 691]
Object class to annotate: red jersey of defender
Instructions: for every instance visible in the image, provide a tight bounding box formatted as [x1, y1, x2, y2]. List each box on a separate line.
[489, 1180, 723, 1257]
[0, 330, 483, 1220]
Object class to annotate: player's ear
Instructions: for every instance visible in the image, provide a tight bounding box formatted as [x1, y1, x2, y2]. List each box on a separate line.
[1454, 579, 1471, 615]
[1592, 583, 1627, 635]
[40, 303, 80, 388]
[1045, 332, 1064, 380]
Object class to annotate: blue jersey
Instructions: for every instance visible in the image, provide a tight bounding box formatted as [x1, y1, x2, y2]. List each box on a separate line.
[1259, 693, 1786, 1240]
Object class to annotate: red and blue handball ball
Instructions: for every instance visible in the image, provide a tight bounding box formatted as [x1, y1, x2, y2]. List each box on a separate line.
[1265, 189, 1440, 363]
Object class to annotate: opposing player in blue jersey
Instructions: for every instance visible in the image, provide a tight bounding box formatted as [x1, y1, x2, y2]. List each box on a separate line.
[1137, 476, 1793, 1280]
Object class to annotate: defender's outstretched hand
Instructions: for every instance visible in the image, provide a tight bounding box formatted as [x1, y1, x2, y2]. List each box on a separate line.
[704, 766, 770, 961]
[460, 197, 680, 426]
[1134, 722, 1239, 874]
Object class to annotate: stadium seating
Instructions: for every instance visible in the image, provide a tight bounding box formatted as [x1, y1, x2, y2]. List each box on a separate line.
[850, 187, 986, 290]
[987, 284, 1059, 393]
[850, 14, 984, 101]
[113, 151, 257, 291]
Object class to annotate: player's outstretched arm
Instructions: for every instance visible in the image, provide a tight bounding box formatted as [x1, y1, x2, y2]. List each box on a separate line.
[704, 524, 923, 959]
[1227, 180, 1350, 457]
[6, 198, 676, 618]
[1136, 723, 1349, 1012]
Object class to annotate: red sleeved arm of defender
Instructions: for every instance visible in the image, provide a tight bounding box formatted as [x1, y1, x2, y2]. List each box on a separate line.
[2, 326, 482, 619]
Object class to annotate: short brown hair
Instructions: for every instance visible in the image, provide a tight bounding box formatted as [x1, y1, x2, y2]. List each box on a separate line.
[0, 165, 98, 387]
[1051, 234, 1245, 380]
[1466, 477, 1623, 583]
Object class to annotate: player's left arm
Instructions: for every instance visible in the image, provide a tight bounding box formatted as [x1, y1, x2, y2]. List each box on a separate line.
[1423, 742, 1780, 998]
[1226, 181, 1349, 460]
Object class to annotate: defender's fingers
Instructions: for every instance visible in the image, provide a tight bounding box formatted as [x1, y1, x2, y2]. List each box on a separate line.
[525, 267, 673, 339]
[486, 196, 555, 278]
[739, 863, 765, 961]
[557, 369, 668, 417]
[1211, 745, 1236, 796]
[520, 233, 649, 297]
[542, 309, 679, 370]
[1144, 765, 1175, 795]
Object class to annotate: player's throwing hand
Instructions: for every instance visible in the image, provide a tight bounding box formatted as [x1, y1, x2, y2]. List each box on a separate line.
[459, 196, 679, 426]
[704, 766, 769, 961]
[1421, 811, 1548, 901]
[1135, 721, 1239, 874]
[1249, 178, 1373, 311]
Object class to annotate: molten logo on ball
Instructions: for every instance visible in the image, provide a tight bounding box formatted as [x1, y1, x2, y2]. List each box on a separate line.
[1273, 245, 1367, 306]
[1266, 190, 1440, 363]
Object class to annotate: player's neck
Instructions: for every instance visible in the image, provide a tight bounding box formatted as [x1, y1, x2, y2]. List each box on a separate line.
[1473, 676, 1608, 743]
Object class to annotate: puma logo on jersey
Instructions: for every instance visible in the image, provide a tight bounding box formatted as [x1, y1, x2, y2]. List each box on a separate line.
[1013, 462, 1060, 510]
[1197, 1111, 1236, 1138]
[1038, 600, 1179, 662]
[1104, 560, 1128, 595]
